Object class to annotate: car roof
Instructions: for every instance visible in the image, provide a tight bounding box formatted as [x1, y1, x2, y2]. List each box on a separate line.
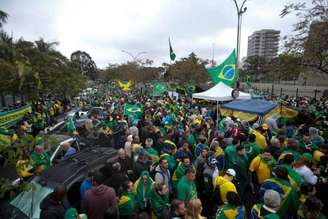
[37, 147, 116, 187]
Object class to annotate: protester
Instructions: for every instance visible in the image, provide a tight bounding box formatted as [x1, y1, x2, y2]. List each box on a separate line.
[251, 189, 281, 219]
[40, 185, 70, 219]
[215, 191, 246, 219]
[31, 145, 50, 173]
[118, 181, 135, 219]
[177, 167, 198, 202]
[185, 198, 206, 219]
[260, 166, 298, 218]
[293, 156, 318, 185]
[249, 149, 277, 185]
[82, 171, 117, 219]
[159, 199, 186, 219]
[61, 142, 77, 158]
[150, 183, 170, 218]
[155, 157, 172, 193]
[133, 171, 153, 212]
[80, 171, 94, 202]
[213, 169, 237, 204]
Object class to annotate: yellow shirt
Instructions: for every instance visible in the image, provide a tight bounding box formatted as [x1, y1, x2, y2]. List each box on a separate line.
[313, 150, 324, 163]
[213, 176, 237, 203]
[251, 130, 268, 150]
[249, 155, 271, 184]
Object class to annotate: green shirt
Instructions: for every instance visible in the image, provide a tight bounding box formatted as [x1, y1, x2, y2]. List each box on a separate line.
[31, 151, 50, 168]
[177, 176, 197, 202]
[244, 142, 262, 162]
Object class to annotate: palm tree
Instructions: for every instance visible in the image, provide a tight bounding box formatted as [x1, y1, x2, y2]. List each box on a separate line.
[35, 38, 58, 53]
[0, 10, 8, 28]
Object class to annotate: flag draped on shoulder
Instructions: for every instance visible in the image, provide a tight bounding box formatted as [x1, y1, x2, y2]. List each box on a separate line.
[117, 80, 134, 91]
[152, 83, 168, 96]
[207, 49, 237, 87]
[169, 38, 176, 61]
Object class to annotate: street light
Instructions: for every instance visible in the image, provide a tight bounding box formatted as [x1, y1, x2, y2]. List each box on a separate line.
[232, 0, 247, 74]
[121, 50, 147, 63]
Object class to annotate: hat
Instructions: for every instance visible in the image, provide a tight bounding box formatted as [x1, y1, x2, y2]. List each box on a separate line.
[262, 123, 269, 130]
[302, 153, 313, 161]
[64, 208, 78, 219]
[264, 190, 281, 208]
[226, 169, 236, 177]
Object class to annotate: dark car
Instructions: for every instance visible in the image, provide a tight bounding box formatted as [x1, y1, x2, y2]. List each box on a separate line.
[0, 146, 117, 219]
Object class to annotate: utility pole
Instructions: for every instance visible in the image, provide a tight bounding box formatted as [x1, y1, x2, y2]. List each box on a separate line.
[232, 0, 247, 76]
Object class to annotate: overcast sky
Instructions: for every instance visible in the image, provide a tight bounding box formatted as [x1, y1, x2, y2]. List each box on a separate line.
[1, 0, 306, 68]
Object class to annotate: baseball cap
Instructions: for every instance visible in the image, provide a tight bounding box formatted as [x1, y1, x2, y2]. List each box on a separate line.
[302, 153, 313, 161]
[226, 169, 236, 177]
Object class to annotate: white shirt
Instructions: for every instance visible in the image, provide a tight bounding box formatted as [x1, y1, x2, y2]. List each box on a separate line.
[294, 165, 318, 185]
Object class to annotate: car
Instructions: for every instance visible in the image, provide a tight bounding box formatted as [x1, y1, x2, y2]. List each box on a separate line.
[0, 146, 117, 219]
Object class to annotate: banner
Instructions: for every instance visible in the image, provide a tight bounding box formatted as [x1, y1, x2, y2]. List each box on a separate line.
[0, 105, 32, 127]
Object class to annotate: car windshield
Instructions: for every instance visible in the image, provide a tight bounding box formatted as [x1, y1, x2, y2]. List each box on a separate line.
[10, 181, 53, 219]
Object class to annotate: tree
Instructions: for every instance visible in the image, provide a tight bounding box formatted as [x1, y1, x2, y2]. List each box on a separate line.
[71, 50, 97, 80]
[268, 54, 302, 82]
[281, 0, 328, 74]
[243, 56, 268, 81]
[165, 52, 210, 83]
[0, 10, 8, 28]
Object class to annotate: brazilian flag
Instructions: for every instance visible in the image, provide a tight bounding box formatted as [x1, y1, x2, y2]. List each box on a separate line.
[152, 83, 168, 96]
[207, 49, 237, 87]
[117, 80, 134, 91]
[124, 104, 143, 124]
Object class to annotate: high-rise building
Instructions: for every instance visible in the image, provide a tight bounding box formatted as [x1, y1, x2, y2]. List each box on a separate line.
[247, 29, 280, 61]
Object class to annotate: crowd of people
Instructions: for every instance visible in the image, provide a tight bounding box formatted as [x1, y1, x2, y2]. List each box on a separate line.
[6, 82, 328, 219]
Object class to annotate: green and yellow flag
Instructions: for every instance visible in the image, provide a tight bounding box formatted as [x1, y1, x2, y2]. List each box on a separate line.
[207, 50, 237, 87]
[124, 103, 143, 124]
[152, 83, 168, 96]
[117, 80, 134, 91]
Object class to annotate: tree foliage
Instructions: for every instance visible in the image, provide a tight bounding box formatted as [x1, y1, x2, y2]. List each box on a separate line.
[281, 0, 328, 74]
[99, 61, 161, 82]
[165, 52, 210, 83]
[0, 12, 87, 100]
[0, 10, 8, 28]
[71, 50, 97, 80]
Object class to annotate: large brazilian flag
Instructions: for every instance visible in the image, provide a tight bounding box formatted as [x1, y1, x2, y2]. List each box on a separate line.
[207, 49, 237, 87]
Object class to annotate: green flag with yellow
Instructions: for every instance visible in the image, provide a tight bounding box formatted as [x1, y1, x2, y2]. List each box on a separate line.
[152, 82, 168, 96]
[207, 49, 237, 87]
[123, 103, 143, 124]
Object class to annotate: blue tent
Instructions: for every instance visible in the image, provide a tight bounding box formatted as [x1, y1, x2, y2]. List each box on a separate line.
[222, 99, 277, 116]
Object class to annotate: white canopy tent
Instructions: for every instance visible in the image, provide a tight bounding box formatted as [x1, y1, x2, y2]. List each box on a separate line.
[192, 82, 251, 101]
[192, 82, 251, 125]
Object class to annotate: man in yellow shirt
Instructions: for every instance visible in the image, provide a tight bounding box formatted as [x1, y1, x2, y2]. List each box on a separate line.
[249, 149, 277, 185]
[251, 123, 268, 150]
[213, 169, 238, 204]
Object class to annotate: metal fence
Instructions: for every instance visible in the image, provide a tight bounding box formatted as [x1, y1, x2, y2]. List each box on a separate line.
[243, 83, 327, 99]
